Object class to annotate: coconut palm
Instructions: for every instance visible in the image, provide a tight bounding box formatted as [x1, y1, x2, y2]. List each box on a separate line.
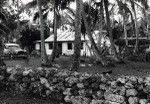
[71, 0, 82, 71]
[37, 0, 49, 66]
[0, 0, 10, 66]
[135, 0, 149, 37]
[129, 0, 139, 54]
[50, 1, 58, 62]
[48, 0, 75, 62]
[98, 0, 104, 48]
[24, 0, 74, 64]
[117, 0, 133, 46]
[80, 0, 108, 66]
[103, 0, 121, 61]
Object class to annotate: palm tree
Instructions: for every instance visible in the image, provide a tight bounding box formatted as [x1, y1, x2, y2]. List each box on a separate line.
[80, 0, 107, 66]
[135, 0, 149, 37]
[98, 0, 104, 48]
[129, 0, 139, 54]
[117, 0, 132, 46]
[103, 0, 120, 61]
[24, 0, 74, 63]
[51, 1, 58, 62]
[71, 0, 82, 71]
[0, 0, 10, 66]
[51, 0, 75, 62]
[37, 0, 51, 66]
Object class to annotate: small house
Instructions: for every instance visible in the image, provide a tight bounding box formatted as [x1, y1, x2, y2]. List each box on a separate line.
[35, 25, 110, 56]
[35, 30, 92, 56]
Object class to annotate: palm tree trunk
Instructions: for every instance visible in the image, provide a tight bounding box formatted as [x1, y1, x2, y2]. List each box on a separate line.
[104, 0, 119, 61]
[143, 9, 148, 38]
[37, 0, 47, 65]
[0, 36, 5, 66]
[131, 0, 138, 54]
[71, 0, 82, 71]
[98, 0, 104, 48]
[51, 2, 58, 62]
[123, 9, 128, 46]
[16, 0, 21, 44]
[81, 0, 107, 66]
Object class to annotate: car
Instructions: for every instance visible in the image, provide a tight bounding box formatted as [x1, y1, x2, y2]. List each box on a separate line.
[3, 43, 28, 59]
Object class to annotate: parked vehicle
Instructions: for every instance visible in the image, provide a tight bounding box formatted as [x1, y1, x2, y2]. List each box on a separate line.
[3, 43, 28, 59]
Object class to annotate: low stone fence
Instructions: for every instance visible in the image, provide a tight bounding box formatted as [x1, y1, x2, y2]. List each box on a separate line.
[0, 66, 150, 104]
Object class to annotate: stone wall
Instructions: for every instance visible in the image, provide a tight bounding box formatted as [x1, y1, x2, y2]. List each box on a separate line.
[0, 66, 150, 104]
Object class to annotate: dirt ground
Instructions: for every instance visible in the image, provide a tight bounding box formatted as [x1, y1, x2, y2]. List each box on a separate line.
[4, 56, 150, 78]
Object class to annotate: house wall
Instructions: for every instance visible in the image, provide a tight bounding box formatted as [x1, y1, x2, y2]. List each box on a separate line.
[45, 43, 52, 55]
[61, 42, 92, 56]
[35, 43, 40, 50]
[62, 42, 74, 55]
[35, 42, 93, 56]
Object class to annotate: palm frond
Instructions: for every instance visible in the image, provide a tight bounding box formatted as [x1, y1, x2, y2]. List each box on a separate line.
[117, 0, 133, 16]
[43, 11, 49, 20]
[20, 0, 51, 14]
[65, 12, 74, 22]
[0, 11, 7, 22]
[0, 23, 10, 34]
[65, 7, 75, 16]
[33, 8, 49, 21]
[136, 0, 149, 9]
[19, 0, 37, 14]
[0, 28, 7, 36]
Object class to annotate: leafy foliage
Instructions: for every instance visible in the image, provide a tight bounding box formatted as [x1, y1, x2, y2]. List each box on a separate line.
[0, 23, 10, 35]
[0, 11, 7, 22]
[19, 25, 50, 53]
[117, 0, 133, 17]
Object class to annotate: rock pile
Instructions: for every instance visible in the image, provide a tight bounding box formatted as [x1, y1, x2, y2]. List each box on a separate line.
[0, 66, 150, 104]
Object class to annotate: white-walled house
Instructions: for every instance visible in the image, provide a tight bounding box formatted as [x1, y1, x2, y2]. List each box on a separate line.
[35, 26, 110, 56]
[35, 30, 92, 56]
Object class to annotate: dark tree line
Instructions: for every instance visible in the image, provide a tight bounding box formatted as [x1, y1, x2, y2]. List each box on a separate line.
[19, 25, 50, 53]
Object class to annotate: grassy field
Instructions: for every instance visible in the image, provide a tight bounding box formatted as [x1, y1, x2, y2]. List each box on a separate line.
[4, 56, 150, 78]
[0, 91, 61, 104]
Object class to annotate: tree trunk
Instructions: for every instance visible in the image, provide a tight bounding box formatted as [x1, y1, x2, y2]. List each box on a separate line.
[143, 8, 148, 38]
[0, 37, 5, 66]
[123, 9, 128, 46]
[71, 0, 82, 71]
[104, 0, 119, 61]
[37, 0, 47, 65]
[16, 0, 21, 44]
[98, 0, 104, 48]
[51, 2, 58, 62]
[81, 0, 107, 66]
[131, 0, 138, 54]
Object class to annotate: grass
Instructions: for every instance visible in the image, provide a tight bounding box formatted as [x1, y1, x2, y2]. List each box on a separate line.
[4, 56, 150, 78]
[0, 91, 61, 104]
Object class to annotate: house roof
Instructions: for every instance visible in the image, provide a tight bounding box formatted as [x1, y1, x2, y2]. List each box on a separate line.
[44, 30, 88, 42]
[36, 29, 110, 46]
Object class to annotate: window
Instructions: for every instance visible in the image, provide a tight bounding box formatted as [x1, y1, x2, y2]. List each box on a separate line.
[68, 43, 72, 50]
[81, 42, 83, 49]
[49, 43, 53, 49]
